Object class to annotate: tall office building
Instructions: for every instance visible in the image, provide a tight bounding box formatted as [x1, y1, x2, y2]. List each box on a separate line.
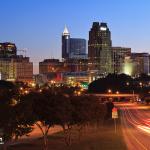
[88, 22, 113, 74]
[62, 26, 87, 60]
[62, 26, 70, 59]
[70, 38, 86, 59]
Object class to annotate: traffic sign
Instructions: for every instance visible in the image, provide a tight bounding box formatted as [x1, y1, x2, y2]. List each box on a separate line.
[112, 107, 118, 119]
[112, 107, 118, 133]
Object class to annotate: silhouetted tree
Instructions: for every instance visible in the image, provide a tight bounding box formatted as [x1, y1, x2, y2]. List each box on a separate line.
[0, 81, 32, 150]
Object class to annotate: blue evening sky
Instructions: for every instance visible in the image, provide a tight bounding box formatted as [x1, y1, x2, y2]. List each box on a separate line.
[0, 0, 150, 73]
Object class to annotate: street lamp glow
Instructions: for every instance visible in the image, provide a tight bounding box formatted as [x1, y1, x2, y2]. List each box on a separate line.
[24, 90, 29, 94]
[139, 82, 142, 86]
[108, 89, 112, 93]
[31, 83, 36, 87]
[116, 91, 119, 94]
[20, 87, 23, 90]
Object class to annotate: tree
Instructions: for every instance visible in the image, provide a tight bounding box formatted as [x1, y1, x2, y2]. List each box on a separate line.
[18, 91, 60, 150]
[49, 93, 73, 146]
[70, 95, 106, 142]
[88, 73, 133, 93]
[0, 81, 32, 150]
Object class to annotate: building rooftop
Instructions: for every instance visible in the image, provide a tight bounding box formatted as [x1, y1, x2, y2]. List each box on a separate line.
[62, 26, 70, 35]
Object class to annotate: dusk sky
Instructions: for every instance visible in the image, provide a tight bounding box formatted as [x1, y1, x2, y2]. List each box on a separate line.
[0, 0, 150, 73]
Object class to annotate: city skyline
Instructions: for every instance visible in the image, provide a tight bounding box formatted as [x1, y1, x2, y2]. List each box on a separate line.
[0, 0, 150, 73]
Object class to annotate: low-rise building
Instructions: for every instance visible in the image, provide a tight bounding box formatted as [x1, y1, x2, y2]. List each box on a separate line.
[39, 59, 64, 74]
[131, 53, 149, 76]
[112, 47, 131, 74]
[0, 56, 33, 82]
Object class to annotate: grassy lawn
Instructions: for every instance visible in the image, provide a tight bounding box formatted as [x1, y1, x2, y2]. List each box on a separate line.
[8, 120, 127, 150]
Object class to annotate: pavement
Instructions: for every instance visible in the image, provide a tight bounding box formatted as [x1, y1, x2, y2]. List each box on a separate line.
[116, 102, 150, 150]
[21, 124, 62, 139]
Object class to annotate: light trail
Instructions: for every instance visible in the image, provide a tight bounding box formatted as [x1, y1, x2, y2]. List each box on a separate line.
[117, 102, 150, 150]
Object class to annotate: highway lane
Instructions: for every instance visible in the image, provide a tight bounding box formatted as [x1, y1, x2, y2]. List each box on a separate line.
[116, 103, 150, 150]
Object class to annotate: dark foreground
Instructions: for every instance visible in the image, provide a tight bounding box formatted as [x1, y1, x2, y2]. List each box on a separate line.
[5, 122, 126, 150]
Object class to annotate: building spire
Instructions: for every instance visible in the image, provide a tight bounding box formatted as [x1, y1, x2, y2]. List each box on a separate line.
[63, 25, 70, 35]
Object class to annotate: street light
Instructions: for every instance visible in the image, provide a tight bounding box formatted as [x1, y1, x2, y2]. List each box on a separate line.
[108, 89, 112, 93]
[20, 87, 23, 91]
[24, 90, 29, 94]
[139, 82, 143, 87]
[116, 91, 119, 94]
[77, 91, 81, 96]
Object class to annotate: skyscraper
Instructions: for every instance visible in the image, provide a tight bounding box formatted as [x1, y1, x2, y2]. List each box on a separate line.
[62, 26, 70, 59]
[70, 38, 86, 59]
[62, 26, 87, 60]
[88, 22, 113, 75]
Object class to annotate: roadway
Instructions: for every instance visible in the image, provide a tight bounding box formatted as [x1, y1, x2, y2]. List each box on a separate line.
[116, 102, 150, 150]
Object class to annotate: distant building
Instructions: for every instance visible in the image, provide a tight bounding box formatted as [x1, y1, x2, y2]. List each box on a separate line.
[39, 58, 88, 74]
[131, 53, 149, 76]
[69, 38, 86, 59]
[38, 58, 89, 84]
[122, 56, 134, 76]
[0, 56, 33, 82]
[0, 42, 33, 82]
[0, 42, 17, 57]
[88, 22, 113, 74]
[62, 71, 90, 84]
[62, 26, 87, 60]
[64, 58, 88, 72]
[39, 59, 64, 74]
[112, 47, 131, 74]
[62, 26, 70, 59]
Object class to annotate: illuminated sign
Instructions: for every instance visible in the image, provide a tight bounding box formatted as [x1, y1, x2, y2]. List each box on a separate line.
[81, 82, 89, 89]
[112, 108, 118, 119]
[100, 27, 107, 31]
[8, 45, 14, 47]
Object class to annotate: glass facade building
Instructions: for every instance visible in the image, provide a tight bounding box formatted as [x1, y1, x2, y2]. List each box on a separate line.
[62, 26, 87, 60]
[69, 38, 86, 59]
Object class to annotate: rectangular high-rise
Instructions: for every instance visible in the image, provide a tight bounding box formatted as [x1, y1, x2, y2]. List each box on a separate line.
[69, 38, 86, 59]
[88, 22, 113, 75]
